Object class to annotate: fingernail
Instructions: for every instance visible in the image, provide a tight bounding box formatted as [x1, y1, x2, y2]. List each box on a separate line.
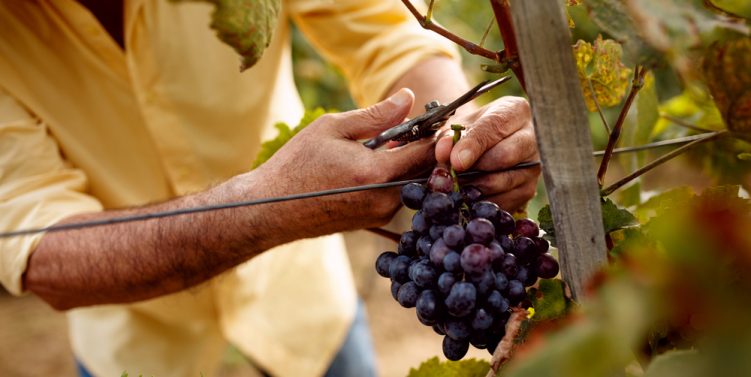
[389, 88, 411, 107]
[458, 149, 473, 169]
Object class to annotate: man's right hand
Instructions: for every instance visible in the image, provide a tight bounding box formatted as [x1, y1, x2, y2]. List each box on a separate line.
[244, 88, 435, 242]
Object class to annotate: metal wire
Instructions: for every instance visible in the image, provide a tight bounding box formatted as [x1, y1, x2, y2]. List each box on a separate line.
[0, 161, 541, 238]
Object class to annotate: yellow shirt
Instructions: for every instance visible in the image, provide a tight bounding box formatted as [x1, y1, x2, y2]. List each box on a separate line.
[0, 0, 457, 376]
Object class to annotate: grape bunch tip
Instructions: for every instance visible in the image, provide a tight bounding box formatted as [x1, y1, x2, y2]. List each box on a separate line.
[374, 166, 559, 361]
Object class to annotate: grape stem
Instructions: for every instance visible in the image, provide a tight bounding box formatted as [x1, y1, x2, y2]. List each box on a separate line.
[365, 228, 401, 242]
[450, 124, 465, 193]
[486, 307, 527, 377]
[600, 130, 728, 196]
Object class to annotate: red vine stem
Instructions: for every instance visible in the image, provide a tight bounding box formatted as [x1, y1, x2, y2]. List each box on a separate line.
[486, 307, 528, 377]
[596, 66, 648, 187]
[600, 130, 728, 196]
[365, 227, 401, 242]
[401, 0, 501, 62]
[489, 0, 525, 89]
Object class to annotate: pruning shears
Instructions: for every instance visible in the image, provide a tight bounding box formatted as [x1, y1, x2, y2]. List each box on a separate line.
[363, 76, 512, 149]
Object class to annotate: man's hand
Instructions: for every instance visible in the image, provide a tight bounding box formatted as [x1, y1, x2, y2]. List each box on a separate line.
[248, 88, 435, 237]
[435, 96, 540, 211]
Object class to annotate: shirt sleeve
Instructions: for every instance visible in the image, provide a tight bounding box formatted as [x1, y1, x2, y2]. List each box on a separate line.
[286, 0, 461, 106]
[0, 88, 103, 295]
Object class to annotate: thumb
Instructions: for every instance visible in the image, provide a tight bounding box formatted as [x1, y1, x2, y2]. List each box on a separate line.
[336, 88, 415, 140]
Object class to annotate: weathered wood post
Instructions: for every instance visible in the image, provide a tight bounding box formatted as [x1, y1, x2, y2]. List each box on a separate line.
[506, 0, 607, 299]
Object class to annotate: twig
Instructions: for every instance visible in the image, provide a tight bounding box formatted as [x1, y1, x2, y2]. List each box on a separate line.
[596, 66, 648, 186]
[660, 114, 717, 133]
[480, 17, 495, 49]
[401, 0, 501, 62]
[486, 307, 527, 377]
[592, 133, 717, 157]
[588, 78, 611, 134]
[601, 130, 727, 196]
[489, 0, 525, 88]
[366, 228, 401, 242]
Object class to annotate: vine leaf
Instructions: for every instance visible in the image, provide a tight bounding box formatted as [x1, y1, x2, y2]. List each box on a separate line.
[407, 357, 490, 377]
[173, 0, 281, 71]
[528, 279, 573, 322]
[707, 0, 751, 19]
[582, 0, 659, 64]
[537, 199, 636, 247]
[573, 36, 633, 112]
[251, 108, 327, 168]
[702, 37, 751, 137]
[642, 350, 706, 377]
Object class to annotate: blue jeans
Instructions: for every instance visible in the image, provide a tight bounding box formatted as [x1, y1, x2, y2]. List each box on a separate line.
[77, 300, 377, 377]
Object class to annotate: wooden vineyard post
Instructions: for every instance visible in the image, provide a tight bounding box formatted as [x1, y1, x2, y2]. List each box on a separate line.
[506, 0, 607, 299]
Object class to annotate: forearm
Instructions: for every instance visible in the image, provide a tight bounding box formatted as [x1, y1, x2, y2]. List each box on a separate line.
[24, 171, 288, 310]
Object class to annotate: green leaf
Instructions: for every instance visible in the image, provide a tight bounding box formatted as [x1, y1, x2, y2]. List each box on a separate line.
[406, 357, 490, 377]
[643, 350, 706, 377]
[251, 108, 327, 169]
[582, 0, 660, 64]
[173, 0, 281, 71]
[537, 205, 556, 246]
[702, 37, 751, 137]
[529, 279, 572, 322]
[573, 36, 633, 112]
[601, 198, 638, 233]
[708, 0, 751, 19]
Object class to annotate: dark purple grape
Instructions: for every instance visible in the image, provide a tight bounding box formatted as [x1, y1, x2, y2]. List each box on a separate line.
[398, 231, 418, 256]
[507, 280, 526, 302]
[469, 330, 490, 349]
[536, 253, 560, 279]
[449, 191, 464, 207]
[442, 224, 465, 249]
[437, 272, 458, 295]
[444, 319, 471, 341]
[443, 336, 469, 361]
[513, 236, 537, 263]
[416, 310, 436, 326]
[471, 201, 501, 223]
[486, 334, 502, 354]
[445, 282, 477, 317]
[443, 251, 462, 273]
[460, 243, 491, 275]
[401, 183, 427, 209]
[515, 266, 529, 285]
[485, 290, 510, 314]
[390, 281, 401, 300]
[397, 281, 420, 308]
[429, 224, 447, 241]
[412, 260, 439, 288]
[469, 269, 495, 297]
[416, 289, 440, 320]
[427, 167, 454, 193]
[500, 253, 519, 277]
[416, 235, 433, 257]
[494, 272, 509, 292]
[498, 235, 514, 252]
[496, 210, 516, 236]
[535, 237, 550, 254]
[375, 251, 397, 278]
[465, 218, 495, 245]
[389, 255, 412, 283]
[521, 266, 538, 287]
[471, 308, 494, 331]
[433, 323, 445, 336]
[514, 218, 540, 238]
[488, 240, 506, 266]
[422, 192, 455, 222]
[460, 185, 483, 203]
[411, 211, 430, 234]
[429, 238, 452, 267]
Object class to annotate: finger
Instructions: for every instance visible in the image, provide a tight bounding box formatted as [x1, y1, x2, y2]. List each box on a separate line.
[334, 88, 415, 140]
[377, 138, 436, 181]
[434, 133, 453, 164]
[482, 181, 538, 213]
[464, 165, 540, 200]
[451, 97, 531, 171]
[472, 125, 538, 171]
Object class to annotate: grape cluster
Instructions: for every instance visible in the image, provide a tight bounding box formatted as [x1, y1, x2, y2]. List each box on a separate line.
[375, 167, 559, 361]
